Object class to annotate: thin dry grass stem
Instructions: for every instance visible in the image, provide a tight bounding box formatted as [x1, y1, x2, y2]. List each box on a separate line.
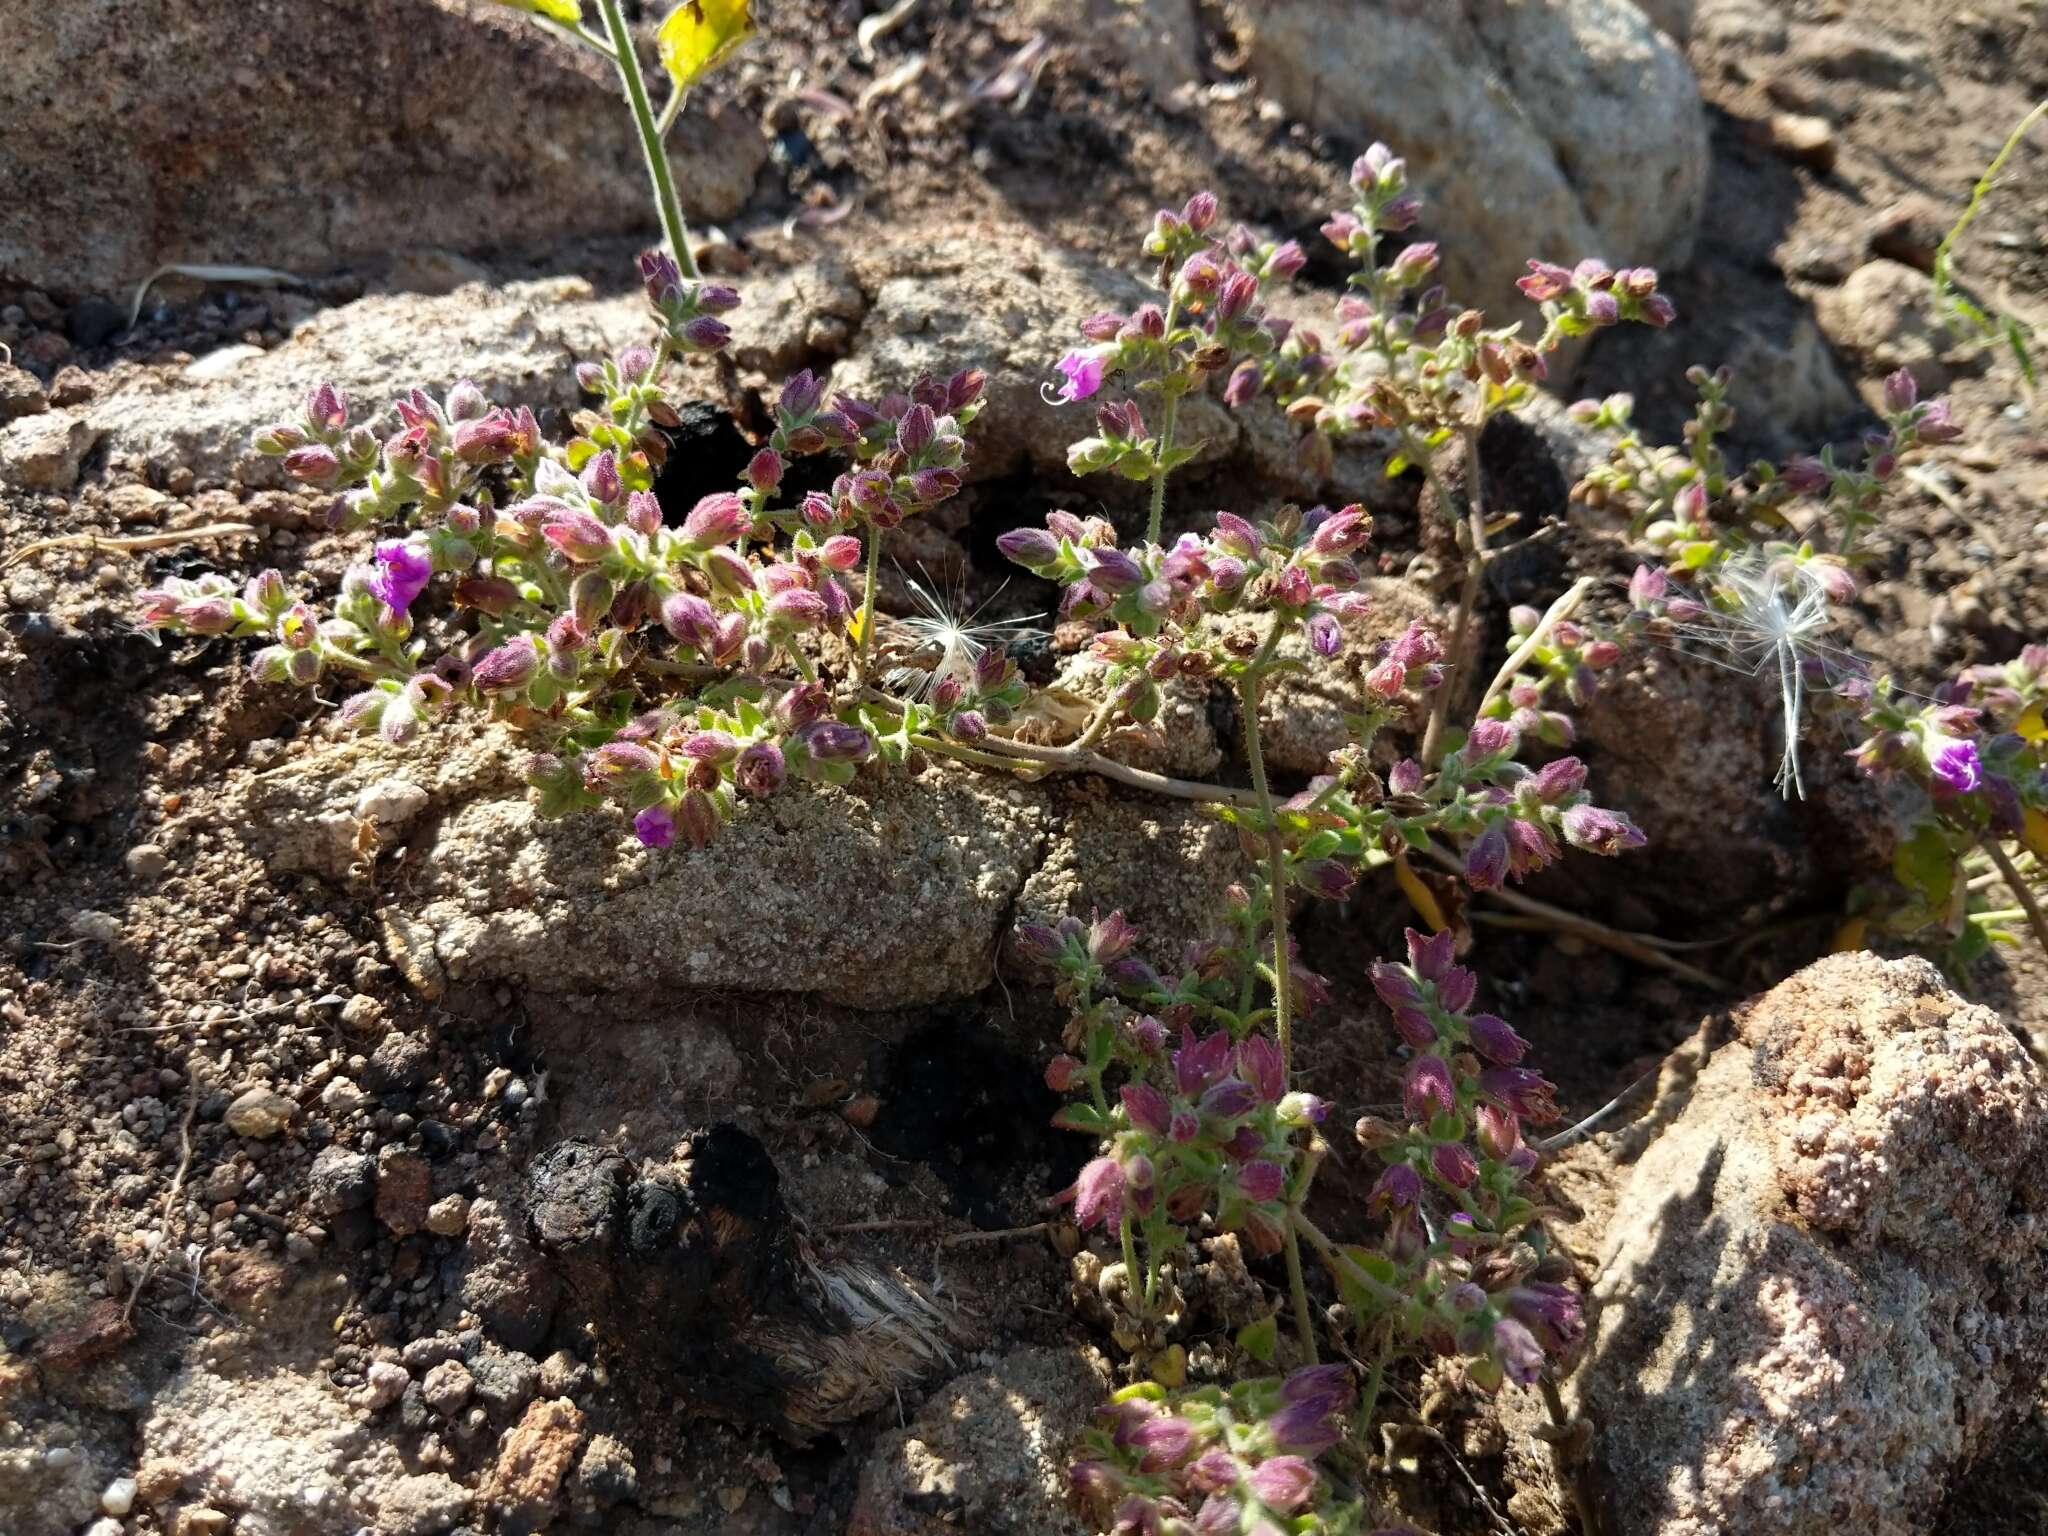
[2, 522, 261, 574]
[122, 1090, 199, 1327]
[1420, 841, 1728, 989]
[1476, 576, 1596, 719]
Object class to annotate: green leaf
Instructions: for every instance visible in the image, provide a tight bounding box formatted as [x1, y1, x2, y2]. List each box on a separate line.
[1053, 1103, 1107, 1135]
[1236, 1315, 1279, 1364]
[491, 0, 585, 21]
[656, 0, 754, 94]
[1893, 823, 1956, 909]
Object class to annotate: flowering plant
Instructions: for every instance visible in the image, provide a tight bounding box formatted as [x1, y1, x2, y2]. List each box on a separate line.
[1841, 647, 2048, 966]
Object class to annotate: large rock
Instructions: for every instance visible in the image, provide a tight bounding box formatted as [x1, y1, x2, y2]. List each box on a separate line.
[228, 721, 1051, 1009]
[1239, 0, 1708, 322]
[1562, 643, 1902, 925]
[1, 0, 766, 299]
[848, 1346, 1109, 1536]
[1572, 953, 2048, 1536]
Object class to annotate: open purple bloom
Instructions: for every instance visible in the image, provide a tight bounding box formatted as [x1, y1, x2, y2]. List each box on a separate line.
[366, 539, 432, 615]
[1927, 732, 1982, 795]
[1053, 348, 1107, 403]
[633, 805, 677, 849]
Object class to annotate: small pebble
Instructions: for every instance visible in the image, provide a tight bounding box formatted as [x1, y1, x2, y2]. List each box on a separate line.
[102, 1475, 138, 1515]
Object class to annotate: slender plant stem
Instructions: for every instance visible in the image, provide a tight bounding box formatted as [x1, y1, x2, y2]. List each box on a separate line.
[1282, 1219, 1319, 1364]
[1144, 300, 1184, 547]
[1239, 672, 1290, 1065]
[1540, 1375, 1603, 1536]
[856, 528, 882, 678]
[593, 0, 700, 279]
[1145, 392, 1182, 547]
[1421, 427, 1491, 766]
[1292, 1209, 1407, 1308]
[1475, 577, 1594, 720]
[1418, 840, 1728, 988]
[1985, 839, 2048, 957]
[1119, 1215, 1150, 1326]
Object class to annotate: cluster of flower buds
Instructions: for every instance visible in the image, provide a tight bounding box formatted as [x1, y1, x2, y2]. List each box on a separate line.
[1069, 1370, 1371, 1536]
[1840, 658, 2047, 962]
[637, 250, 741, 355]
[1853, 683, 2002, 804]
[1052, 190, 1296, 485]
[1027, 907, 1328, 1293]
[1474, 603, 1629, 749]
[1579, 364, 1965, 582]
[1400, 718, 1645, 892]
[137, 244, 1002, 850]
[998, 502, 1374, 670]
[557, 685, 873, 849]
[1352, 929, 1582, 1394]
[253, 382, 383, 488]
[1516, 257, 1676, 333]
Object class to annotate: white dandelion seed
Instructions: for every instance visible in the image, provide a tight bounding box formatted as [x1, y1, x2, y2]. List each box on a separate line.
[1660, 553, 1844, 800]
[885, 565, 1047, 702]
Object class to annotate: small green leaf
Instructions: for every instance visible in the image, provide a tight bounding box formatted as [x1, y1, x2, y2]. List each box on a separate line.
[657, 0, 754, 94]
[1893, 823, 1957, 909]
[1053, 1103, 1107, 1135]
[1236, 1315, 1279, 1364]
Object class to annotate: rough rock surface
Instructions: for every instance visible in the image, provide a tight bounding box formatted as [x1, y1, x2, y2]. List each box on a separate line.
[1561, 645, 1902, 924]
[1818, 258, 1956, 394]
[848, 1346, 1109, 1536]
[2, 0, 766, 299]
[829, 236, 1241, 487]
[141, 1353, 474, 1536]
[1239, 0, 1708, 322]
[228, 721, 1051, 1009]
[1014, 797, 1253, 979]
[61, 278, 646, 491]
[1572, 953, 2048, 1536]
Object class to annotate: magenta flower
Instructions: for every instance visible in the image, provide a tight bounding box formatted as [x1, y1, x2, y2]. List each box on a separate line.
[1560, 804, 1646, 856]
[1248, 1455, 1316, 1512]
[1072, 1155, 1124, 1230]
[1238, 1034, 1285, 1103]
[1926, 732, 1982, 795]
[1053, 348, 1107, 403]
[366, 539, 433, 615]
[1403, 1055, 1456, 1122]
[1236, 1160, 1285, 1203]
[1121, 1081, 1172, 1136]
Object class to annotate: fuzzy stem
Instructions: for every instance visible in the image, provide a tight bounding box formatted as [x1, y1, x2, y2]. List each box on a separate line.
[1292, 1209, 1408, 1309]
[1985, 838, 2048, 957]
[1145, 391, 1181, 548]
[1143, 299, 1184, 547]
[1119, 1214, 1149, 1324]
[593, 0, 700, 279]
[1421, 427, 1490, 766]
[856, 527, 883, 679]
[1239, 671, 1291, 1067]
[1282, 1219, 1319, 1364]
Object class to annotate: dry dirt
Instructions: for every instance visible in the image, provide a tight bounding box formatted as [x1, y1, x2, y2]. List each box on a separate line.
[2, 2, 2045, 1533]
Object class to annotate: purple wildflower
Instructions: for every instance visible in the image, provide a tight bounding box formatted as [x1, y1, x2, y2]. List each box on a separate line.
[366, 539, 433, 616]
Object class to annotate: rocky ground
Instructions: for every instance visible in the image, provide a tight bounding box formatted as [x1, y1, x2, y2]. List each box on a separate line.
[2, 2, 2046, 1534]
